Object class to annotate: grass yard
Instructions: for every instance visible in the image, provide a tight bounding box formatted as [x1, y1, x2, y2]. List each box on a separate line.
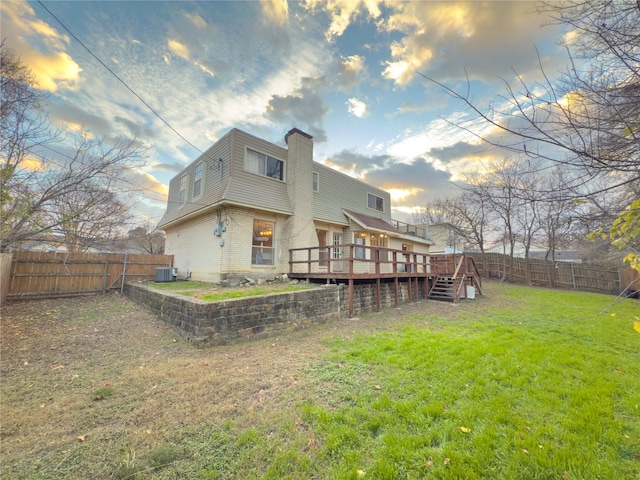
[146, 280, 312, 301]
[1, 282, 639, 479]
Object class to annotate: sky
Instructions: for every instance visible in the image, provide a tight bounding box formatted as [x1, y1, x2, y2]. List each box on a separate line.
[1, 0, 572, 225]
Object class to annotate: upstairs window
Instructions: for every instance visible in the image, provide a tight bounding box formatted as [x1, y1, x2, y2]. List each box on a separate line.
[312, 172, 319, 192]
[368, 193, 384, 212]
[179, 174, 187, 205]
[245, 149, 284, 180]
[193, 163, 203, 197]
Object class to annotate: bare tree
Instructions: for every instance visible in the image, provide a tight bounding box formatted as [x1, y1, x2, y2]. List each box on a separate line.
[127, 224, 165, 254]
[41, 180, 131, 252]
[422, 0, 639, 268]
[0, 44, 145, 252]
[536, 168, 577, 262]
[411, 201, 451, 225]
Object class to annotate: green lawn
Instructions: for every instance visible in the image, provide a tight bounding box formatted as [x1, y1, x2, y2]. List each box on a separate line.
[200, 285, 640, 480]
[297, 289, 640, 479]
[147, 280, 311, 301]
[1, 282, 639, 479]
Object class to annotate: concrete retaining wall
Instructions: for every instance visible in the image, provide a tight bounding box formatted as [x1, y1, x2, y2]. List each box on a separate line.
[125, 279, 425, 347]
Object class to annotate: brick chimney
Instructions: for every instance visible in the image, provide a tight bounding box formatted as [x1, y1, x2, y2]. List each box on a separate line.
[283, 128, 317, 271]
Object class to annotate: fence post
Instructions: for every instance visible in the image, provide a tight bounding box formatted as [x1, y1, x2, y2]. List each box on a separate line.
[571, 262, 576, 289]
[102, 260, 109, 294]
[120, 254, 128, 294]
[617, 268, 622, 292]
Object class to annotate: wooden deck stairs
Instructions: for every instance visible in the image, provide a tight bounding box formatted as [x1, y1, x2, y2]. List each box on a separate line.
[428, 255, 484, 303]
[428, 275, 456, 301]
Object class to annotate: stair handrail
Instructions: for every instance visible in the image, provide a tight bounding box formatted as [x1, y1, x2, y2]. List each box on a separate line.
[465, 256, 484, 295]
[428, 274, 441, 298]
[455, 273, 466, 302]
[452, 254, 465, 279]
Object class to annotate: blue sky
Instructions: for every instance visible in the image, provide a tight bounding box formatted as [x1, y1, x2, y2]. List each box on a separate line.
[2, 1, 571, 225]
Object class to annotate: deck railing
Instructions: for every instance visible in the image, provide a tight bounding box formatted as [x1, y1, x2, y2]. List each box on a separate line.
[289, 243, 432, 277]
[392, 220, 429, 239]
[289, 247, 483, 315]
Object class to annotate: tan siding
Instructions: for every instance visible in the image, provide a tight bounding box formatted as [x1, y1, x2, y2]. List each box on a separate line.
[159, 133, 233, 228]
[312, 163, 391, 224]
[226, 130, 292, 214]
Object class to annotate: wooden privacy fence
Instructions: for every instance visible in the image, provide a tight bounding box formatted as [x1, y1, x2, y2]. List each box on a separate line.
[7, 251, 174, 300]
[468, 252, 638, 296]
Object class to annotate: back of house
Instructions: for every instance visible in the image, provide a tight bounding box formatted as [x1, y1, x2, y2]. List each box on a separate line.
[158, 128, 432, 282]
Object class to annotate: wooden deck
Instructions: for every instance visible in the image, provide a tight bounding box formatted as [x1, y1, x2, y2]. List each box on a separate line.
[288, 245, 483, 316]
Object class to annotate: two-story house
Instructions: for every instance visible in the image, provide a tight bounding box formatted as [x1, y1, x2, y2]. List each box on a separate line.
[158, 128, 432, 283]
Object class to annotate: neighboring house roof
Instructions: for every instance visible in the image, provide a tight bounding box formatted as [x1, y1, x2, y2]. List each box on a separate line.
[528, 250, 582, 262]
[343, 210, 432, 245]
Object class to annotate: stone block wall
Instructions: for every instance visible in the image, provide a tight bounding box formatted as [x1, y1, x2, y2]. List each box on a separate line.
[348, 279, 426, 316]
[125, 278, 426, 347]
[125, 282, 343, 347]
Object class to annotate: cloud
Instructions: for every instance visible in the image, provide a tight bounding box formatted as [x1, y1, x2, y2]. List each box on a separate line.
[20, 155, 46, 172]
[184, 12, 206, 29]
[335, 55, 366, 90]
[304, 0, 382, 42]
[346, 97, 368, 118]
[380, 2, 566, 86]
[0, 2, 82, 92]
[265, 77, 330, 142]
[386, 116, 477, 164]
[152, 162, 186, 174]
[49, 99, 113, 136]
[261, 0, 289, 26]
[119, 168, 169, 206]
[324, 150, 390, 175]
[364, 158, 459, 211]
[28, 51, 82, 92]
[1, 1, 70, 48]
[167, 39, 191, 60]
[114, 116, 155, 139]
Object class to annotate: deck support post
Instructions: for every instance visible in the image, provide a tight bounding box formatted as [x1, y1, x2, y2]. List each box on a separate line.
[394, 277, 399, 306]
[376, 278, 381, 311]
[348, 278, 354, 317]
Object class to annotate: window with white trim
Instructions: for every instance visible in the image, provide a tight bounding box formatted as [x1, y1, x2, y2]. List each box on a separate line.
[193, 162, 203, 197]
[179, 174, 187, 205]
[312, 172, 319, 192]
[368, 193, 384, 212]
[252, 220, 274, 265]
[245, 149, 284, 180]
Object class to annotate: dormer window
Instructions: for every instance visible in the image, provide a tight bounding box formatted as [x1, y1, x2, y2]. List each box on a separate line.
[245, 149, 284, 181]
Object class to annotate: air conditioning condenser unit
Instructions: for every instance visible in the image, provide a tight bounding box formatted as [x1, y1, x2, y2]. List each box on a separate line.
[155, 268, 177, 282]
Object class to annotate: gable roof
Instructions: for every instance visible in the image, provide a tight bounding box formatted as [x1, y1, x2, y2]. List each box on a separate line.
[343, 209, 402, 234]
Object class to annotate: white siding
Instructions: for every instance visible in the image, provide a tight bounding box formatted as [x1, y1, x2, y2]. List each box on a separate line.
[164, 212, 221, 282]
